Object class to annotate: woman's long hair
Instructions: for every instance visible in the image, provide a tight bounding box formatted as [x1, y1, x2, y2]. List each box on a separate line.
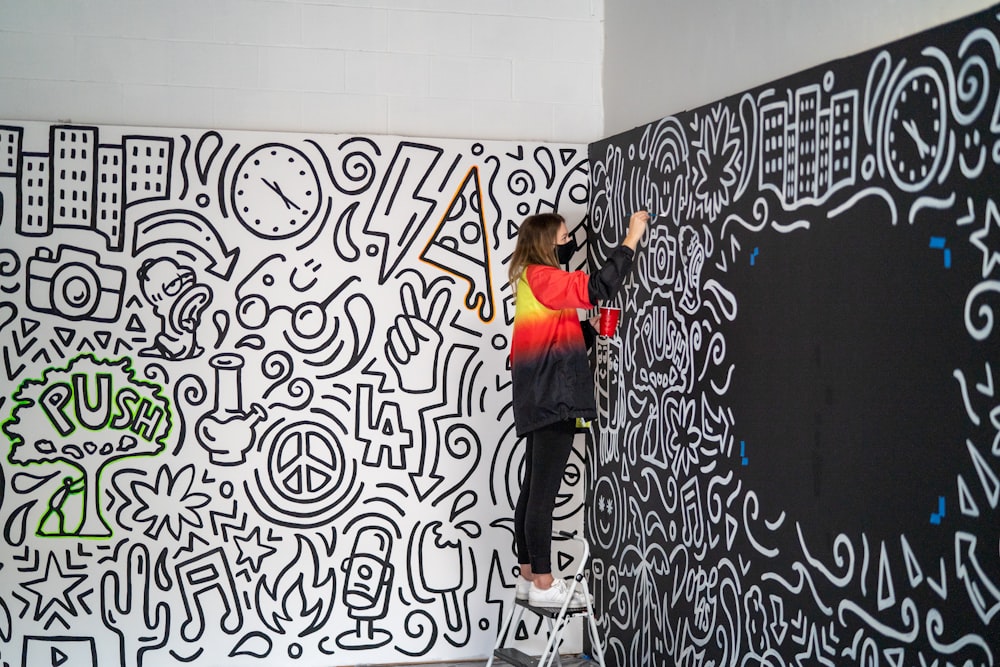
[508, 213, 564, 289]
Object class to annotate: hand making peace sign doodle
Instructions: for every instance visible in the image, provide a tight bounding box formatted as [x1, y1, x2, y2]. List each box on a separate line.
[385, 281, 451, 394]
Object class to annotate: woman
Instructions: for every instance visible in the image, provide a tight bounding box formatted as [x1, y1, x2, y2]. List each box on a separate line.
[508, 210, 648, 606]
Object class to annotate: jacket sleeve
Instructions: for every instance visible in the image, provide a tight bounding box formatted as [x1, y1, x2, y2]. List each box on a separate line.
[526, 265, 593, 310]
[581, 318, 597, 350]
[587, 245, 635, 304]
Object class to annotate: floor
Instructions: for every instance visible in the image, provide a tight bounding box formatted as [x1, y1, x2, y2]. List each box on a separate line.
[382, 660, 592, 666]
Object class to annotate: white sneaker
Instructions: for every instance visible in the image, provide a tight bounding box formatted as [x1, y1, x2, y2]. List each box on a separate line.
[570, 583, 594, 607]
[527, 578, 588, 608]
[516, 576, 531, 600]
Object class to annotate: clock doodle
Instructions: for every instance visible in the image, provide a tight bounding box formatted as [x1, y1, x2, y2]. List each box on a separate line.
[231, 143, 323, 239]
[883, 66, 947, 192]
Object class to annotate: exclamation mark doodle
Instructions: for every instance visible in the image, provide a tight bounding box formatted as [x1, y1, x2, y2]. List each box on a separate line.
[740, 440, 748, 466]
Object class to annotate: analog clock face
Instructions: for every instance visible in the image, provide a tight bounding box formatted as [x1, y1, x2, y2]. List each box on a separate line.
[232, 144, 322, 239]
[884, 68, 947, 192]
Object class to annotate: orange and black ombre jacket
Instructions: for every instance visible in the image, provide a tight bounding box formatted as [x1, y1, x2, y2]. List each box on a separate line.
[510, 246, 634, 436]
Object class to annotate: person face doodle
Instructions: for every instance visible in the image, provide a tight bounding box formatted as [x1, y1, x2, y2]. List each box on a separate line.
[140, 257, 194, 314]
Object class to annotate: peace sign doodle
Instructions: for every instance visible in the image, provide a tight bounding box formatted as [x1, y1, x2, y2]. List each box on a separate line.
[249, 418, 360, 527]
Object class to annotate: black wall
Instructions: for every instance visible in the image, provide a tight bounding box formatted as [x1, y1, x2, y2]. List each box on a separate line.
[587, 5, 1000, 665]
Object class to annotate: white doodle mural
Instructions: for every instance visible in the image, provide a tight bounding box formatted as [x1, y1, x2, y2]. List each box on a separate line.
[588, 6, 999, 667]
[0, 122, 591, 665]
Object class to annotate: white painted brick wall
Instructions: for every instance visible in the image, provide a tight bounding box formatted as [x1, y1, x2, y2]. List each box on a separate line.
[0, 0, 604, 142]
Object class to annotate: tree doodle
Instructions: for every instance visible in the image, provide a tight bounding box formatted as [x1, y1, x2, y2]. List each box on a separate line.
[4, 354, 170, 537]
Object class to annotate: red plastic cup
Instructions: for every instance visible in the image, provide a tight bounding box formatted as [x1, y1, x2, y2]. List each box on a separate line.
[599, 306, 621, 337]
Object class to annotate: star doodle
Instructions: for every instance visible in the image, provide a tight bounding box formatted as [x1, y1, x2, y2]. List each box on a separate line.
[21, 551, 88, 624]
[970, 198, 1000, 278]
[235, 526, 278, 573]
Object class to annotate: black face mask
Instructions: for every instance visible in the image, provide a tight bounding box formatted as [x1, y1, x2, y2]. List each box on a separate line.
[555, 238, 578, 265]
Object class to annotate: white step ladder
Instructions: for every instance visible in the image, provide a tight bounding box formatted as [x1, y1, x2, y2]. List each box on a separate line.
[487, 532, 605, 667]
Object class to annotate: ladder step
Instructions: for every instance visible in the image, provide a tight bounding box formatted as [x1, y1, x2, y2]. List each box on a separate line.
[493, 647, 541, 666]
[515, 598, 590, 618]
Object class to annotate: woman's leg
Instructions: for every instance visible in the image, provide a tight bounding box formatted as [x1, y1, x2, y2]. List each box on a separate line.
[513, 432, 534, 579]
[522, 419, 575, 588]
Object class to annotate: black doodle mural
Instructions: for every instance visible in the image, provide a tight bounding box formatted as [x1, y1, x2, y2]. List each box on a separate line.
[0, 122, 591, 665]
[588, 6, 1000, 667]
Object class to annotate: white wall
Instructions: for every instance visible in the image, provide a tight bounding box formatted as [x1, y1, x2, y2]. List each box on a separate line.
[7, 2, 1000, 155]
[0, 0, 604, 143]
[603, 0, 999, 137]
[0, 119, 594, 666]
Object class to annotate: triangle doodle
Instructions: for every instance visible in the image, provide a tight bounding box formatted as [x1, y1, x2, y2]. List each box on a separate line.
[899, 535, 924, 587]
[506, 146, 524, 160]
[54, 326, 75, 346]
[559, 148, 577, 166]
[420, 165, 495, 322]
[883, 647, 905, 667]
[958, 474, 980, 517]
[726, 514, 739, 550]
[94, 331, 112, 348]
[77, 337, 96, 353]
[506, 218, 519, 240]
[126, 313, 146, 332]
[975, 361, 994, 397]
[876, 542, 895, 611]
[557, 551, 574, 572]
[20, 317, 40, 337]
[967, 439, 1000, 508]
[126, 294, 144, 310]
[32, 348, 51, 365]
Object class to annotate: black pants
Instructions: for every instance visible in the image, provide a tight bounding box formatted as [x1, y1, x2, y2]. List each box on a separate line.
[514, 419, 575, 575]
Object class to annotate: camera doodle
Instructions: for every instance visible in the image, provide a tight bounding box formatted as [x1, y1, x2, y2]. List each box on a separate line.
[26, 246, 126, 323]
